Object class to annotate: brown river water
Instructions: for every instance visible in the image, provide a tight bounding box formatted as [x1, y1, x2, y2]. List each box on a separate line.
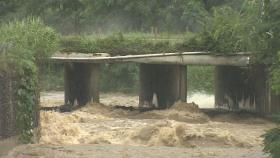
[1, 92, 276, 158]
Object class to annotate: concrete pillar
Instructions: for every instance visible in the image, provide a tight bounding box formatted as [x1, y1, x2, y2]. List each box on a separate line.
[139, 64, 186, 108]
[64, 63, 100, 106]
[214, 65, 267, 113]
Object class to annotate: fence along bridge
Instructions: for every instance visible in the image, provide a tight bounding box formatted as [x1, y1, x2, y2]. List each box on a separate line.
[51, 52, 280, 114]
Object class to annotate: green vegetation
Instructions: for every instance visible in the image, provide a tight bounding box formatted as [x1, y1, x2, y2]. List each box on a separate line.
[199, 6, 256, 53]
[187, 66, 214, 94]
[0, 0, 211, 33]
[40, 63, 64, 91]
[263, 1, 280, 93]
[60, 34, 178, 56]
[263, 114, 280, 158]
[0, 18, 59, 143]
[261, 1, 280, 157]
[100, 63, 139, 93]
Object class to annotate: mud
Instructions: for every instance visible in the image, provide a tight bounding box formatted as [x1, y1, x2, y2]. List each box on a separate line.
[3, 92, 276, 158]
[4, 144, 268, 158]
[39, 102, 271, 148]
[0, 137, 20, 157]
[39, 102, 212, 145]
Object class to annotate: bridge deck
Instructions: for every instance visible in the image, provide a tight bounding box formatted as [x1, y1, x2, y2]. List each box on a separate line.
[51, 52, 251, 66]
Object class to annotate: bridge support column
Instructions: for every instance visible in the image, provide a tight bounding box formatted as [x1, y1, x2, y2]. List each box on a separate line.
[139, 64, 186, 108]
[64, 63, 100, 106]
[215, 65, 267, 113]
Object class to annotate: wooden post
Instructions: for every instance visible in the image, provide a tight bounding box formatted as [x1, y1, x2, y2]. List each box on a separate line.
[139, 64, 186, 108]
[64, 63, 100, 106]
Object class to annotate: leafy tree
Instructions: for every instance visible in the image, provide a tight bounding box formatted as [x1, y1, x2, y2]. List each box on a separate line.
[260, 1, 280, 158]
[198, 4, 258, 54]
[256, 0, 280, 92]
[1, 0, 258, 34]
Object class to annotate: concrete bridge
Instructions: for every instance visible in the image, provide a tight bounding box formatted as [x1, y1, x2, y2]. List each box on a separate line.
[51, 52, 280, 114]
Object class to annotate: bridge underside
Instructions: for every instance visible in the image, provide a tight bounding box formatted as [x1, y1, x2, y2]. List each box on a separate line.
[51, 52, 280, 114]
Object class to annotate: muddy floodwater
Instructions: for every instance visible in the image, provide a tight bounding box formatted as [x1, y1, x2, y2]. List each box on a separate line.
[3, 92, 276, 158]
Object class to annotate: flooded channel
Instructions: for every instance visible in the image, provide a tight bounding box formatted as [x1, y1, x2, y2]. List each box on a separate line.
[3, 92, 276, 158]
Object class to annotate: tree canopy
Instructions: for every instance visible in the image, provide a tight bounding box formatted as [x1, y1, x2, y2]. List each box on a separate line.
[0, 0, 247, 34]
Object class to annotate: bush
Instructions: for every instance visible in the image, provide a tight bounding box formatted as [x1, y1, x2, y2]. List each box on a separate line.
[60, 33, 178, 56]
[261, 1, 280, 93]
[263, 114, 280, 158]
[199, 6, 256, 54]
[0, 18, 59, 61]
[0, 17, 59, 143]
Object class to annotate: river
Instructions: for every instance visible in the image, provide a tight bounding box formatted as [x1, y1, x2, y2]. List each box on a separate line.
[2, 92, 276, 158]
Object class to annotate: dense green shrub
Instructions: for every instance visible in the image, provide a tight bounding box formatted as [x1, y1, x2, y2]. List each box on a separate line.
[260, 1, 280, 93]
[263, 114, 280, 158]
[60, 33, 179, 56]
[60, 32, 226, 56]
[263, 1, 280, 147]
[0, 18, 59, 143]
[198, 6, 256, 54]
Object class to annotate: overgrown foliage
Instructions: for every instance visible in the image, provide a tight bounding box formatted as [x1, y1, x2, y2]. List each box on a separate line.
[198, 2, 259, 54]
[262, 1, 280, 93]
[60, 32, 219, 56]
[0, 18, 59, 143]
[260, 1, 280, 157]
[60, 34, 180, 55]
[263, 114, 280, 158]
